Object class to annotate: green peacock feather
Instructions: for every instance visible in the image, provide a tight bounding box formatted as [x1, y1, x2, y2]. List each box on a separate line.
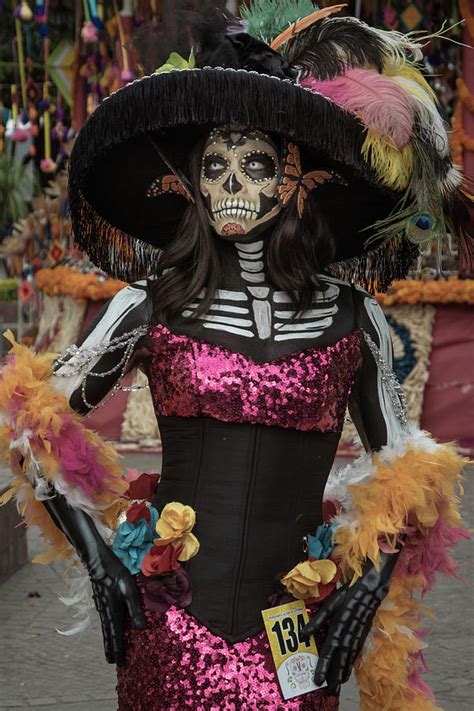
[241, 0, 317, 44]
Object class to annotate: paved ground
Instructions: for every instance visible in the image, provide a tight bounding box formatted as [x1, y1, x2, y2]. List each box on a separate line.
[0, 455, 472, 710]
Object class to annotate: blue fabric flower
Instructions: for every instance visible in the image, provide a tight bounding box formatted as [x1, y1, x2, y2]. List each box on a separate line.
[112, 507, 159, 575]
[307, 524, 335, 560]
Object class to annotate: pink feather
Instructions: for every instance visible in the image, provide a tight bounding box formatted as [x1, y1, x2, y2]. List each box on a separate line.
[300, 68, 415, 148]
[397, 516, 470, 592]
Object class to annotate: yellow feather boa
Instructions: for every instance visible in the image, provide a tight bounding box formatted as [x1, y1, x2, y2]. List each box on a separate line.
[327, 429, 467, 710]
[0, 332, 128, 564]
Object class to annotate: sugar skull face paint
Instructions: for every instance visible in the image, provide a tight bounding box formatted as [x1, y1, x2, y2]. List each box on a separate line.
[199, 128, 282, 239]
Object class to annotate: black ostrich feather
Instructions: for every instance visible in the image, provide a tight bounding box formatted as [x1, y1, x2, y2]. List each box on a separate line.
[283, 17, 387, 80]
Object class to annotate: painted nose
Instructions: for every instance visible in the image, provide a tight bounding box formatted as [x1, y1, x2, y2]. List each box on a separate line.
[222, 173, 243, 195]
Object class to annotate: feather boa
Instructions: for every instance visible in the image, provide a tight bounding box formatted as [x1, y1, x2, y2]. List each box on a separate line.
[325, 424, 468, 710]
[0, 331, 128, 563]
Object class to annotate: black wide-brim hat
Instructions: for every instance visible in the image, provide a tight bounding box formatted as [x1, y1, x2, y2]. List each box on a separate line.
[69, 7, 471, 289]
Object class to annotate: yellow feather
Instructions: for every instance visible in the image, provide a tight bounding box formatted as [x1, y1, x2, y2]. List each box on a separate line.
[362, 130, 413, 191]
[384, 63, 437, 103]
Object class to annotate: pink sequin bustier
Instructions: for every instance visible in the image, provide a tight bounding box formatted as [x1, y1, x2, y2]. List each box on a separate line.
[148, 324, 361, 433]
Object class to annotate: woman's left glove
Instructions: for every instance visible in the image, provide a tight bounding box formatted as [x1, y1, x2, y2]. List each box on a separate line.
[302, 551, 400, 694]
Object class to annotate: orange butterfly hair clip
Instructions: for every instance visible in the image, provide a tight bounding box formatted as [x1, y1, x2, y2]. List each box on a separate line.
[278, 143, 346, 218]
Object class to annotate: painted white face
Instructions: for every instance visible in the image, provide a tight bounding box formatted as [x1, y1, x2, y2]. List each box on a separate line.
[199, 128, 282, 239]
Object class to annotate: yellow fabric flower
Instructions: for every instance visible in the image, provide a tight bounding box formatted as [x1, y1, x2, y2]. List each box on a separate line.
[281, 559, 337, 600]
[176, 532, 200, 561]
[155, 502, 196, 542]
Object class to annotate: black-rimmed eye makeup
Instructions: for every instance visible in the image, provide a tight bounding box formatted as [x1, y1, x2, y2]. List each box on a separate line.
[202, 153, 230, 182]
[240, 151, 277, 183]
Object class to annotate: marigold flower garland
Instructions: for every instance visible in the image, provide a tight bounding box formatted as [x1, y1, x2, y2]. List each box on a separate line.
[376, 278, 474, 306]
[35, 267, 127, 302]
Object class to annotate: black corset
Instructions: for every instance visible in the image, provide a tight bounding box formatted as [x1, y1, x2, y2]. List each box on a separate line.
[153, 416, 340, 642]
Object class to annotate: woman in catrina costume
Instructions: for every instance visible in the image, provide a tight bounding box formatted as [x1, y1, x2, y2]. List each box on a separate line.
[1, 2, 472, 709]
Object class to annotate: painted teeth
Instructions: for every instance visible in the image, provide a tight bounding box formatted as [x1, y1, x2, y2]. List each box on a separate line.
[213, 209, 258, 219]
[213, 200, 258, 220]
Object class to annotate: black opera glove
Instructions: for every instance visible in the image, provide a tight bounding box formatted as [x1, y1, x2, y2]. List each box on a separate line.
[302, 551, 401, 694]
[42, 493, 146, 666]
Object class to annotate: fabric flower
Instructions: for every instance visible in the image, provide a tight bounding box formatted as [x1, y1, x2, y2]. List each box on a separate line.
[112, 508, 159, 575]
[307, 524, 335, 560]
[323, 499, 341, 523]
[139, 569, 192, 613]
[126, 501, 151, 523]
[281, 559, 337, 600]
[176, 532, 200, 561]
[155, 502, 196, 541]
[154, 531, 200, 561]
[141, 543, 182, 577]
[267, 591, 294, 607]
[127, 472, 160, 502]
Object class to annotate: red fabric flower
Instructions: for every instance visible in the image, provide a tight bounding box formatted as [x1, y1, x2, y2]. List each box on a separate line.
[127, 472, 160, 502]
[323, 499, 341, 523]
[126, 502, 151, 524]
[141, 543, 182, 577]
[305, 554, 342, 605]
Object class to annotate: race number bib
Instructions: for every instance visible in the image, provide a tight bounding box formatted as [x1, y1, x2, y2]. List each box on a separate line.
[262, 600, 325, 700]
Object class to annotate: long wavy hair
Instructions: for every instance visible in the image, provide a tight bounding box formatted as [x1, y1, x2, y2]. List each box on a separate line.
[151, 138, 336, 323]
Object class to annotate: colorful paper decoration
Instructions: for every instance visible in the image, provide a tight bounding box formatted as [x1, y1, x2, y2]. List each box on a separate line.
[399, 2, 425, 33]
[47, 40, 75, 107]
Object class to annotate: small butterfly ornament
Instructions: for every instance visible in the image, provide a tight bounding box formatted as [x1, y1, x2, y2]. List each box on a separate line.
[278, 143, 346, 218]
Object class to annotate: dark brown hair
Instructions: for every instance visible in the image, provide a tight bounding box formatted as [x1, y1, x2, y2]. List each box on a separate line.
[152, 139, 336, 323]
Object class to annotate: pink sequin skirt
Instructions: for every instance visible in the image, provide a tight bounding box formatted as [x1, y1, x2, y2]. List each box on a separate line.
[116, 605, 339, 710]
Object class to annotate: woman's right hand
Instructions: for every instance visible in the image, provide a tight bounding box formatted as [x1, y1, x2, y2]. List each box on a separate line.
[41, 492, 146, 665]
[89, 547, 147, 665]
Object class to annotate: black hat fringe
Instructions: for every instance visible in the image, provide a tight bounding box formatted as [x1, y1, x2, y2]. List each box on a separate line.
[328, 236, 420, 293]
[69, 191, 162, 281]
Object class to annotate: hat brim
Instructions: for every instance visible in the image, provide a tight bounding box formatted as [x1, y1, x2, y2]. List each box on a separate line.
[69, 68, 406, 282]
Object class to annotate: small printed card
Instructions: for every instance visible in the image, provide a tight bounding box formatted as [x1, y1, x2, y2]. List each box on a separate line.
[262, 600, 325, 701]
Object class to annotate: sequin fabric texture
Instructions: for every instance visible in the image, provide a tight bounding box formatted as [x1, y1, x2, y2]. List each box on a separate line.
[117, 603, 340, 711]
[148, 325, 362, 432]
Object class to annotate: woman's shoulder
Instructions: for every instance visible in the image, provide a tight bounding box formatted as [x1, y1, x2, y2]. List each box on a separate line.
[106, 279, 153, 318]
[314, 274, 388, 336]
[315, 274, 380, 307]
